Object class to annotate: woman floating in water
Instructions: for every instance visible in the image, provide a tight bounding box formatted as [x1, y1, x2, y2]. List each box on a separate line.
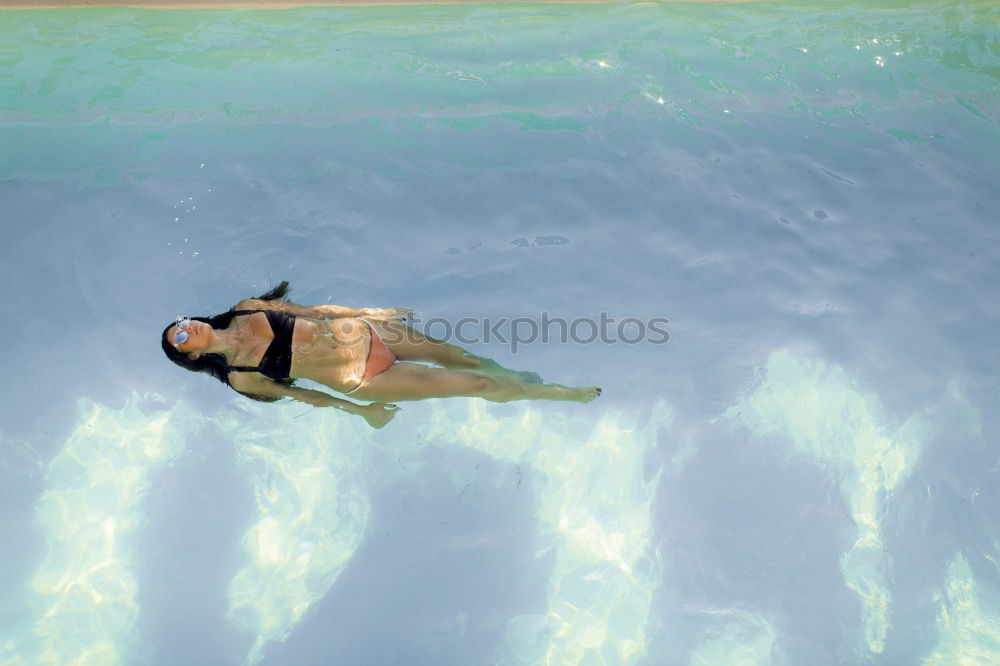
[161, 281, 600, 428]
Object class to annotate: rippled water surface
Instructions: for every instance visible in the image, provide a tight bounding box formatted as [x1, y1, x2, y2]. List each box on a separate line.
[1, 2, 997, 664]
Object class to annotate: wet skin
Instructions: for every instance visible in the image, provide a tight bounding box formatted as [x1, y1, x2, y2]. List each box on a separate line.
[167, 300, 600, 429]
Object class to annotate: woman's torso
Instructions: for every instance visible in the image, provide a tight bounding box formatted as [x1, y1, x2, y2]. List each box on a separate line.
[226, 311, 371, 391]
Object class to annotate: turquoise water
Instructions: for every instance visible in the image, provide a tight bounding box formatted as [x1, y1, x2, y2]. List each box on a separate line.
[1, 2, 998, 664]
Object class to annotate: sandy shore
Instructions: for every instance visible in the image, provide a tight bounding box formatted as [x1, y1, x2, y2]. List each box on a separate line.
[1, 0, 764, 8]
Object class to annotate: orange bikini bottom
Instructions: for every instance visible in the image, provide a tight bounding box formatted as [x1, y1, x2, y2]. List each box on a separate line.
[346, 321, 397, 393]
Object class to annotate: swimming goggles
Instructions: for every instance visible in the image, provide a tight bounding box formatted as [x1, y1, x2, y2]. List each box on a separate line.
[173, 316, 192, 345]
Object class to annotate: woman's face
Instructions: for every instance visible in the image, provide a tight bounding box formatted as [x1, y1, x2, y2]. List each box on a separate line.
[167, 319, 212, 355]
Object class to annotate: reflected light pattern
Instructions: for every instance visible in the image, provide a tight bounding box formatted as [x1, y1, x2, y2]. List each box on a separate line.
[725, 350, 981, 657]
[1, 369, 992, 665]
[923, 553, 1000, 666]
[726, 350, 928, 654]
[421, 400, 669, 665]
[3, 397, 185, 666]
[218, 406, 373, 665]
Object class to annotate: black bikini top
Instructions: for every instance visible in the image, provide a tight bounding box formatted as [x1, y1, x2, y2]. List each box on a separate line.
[226, 310, 296, 381]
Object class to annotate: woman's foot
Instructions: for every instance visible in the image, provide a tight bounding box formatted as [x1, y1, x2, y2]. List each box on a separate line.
[571, 386, 602, 403]
[525, 383, 601, 403]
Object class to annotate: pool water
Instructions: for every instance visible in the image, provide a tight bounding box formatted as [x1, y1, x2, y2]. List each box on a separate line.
[1, 2, 997, 665]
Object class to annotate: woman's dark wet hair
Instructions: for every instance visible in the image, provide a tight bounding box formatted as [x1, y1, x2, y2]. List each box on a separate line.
[161, 280, 296, 402]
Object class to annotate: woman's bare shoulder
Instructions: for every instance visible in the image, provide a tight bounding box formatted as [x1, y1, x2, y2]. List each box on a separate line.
[226, 368, 263, 391]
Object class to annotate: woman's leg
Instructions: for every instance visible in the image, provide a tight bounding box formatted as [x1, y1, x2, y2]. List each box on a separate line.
[369, 319, 543, 382]
[347, 361, 599, 404]
[369, 320, 482, 369]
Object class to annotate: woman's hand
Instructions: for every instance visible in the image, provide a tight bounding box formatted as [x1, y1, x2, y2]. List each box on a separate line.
[361, 402, 400, 429]
[359, 307, 412, 321]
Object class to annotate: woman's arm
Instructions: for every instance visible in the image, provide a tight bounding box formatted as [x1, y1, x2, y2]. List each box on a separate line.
[229, 373, 399, 429]
[235, 298, 410, 321]
[313, 304, 412, 320]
